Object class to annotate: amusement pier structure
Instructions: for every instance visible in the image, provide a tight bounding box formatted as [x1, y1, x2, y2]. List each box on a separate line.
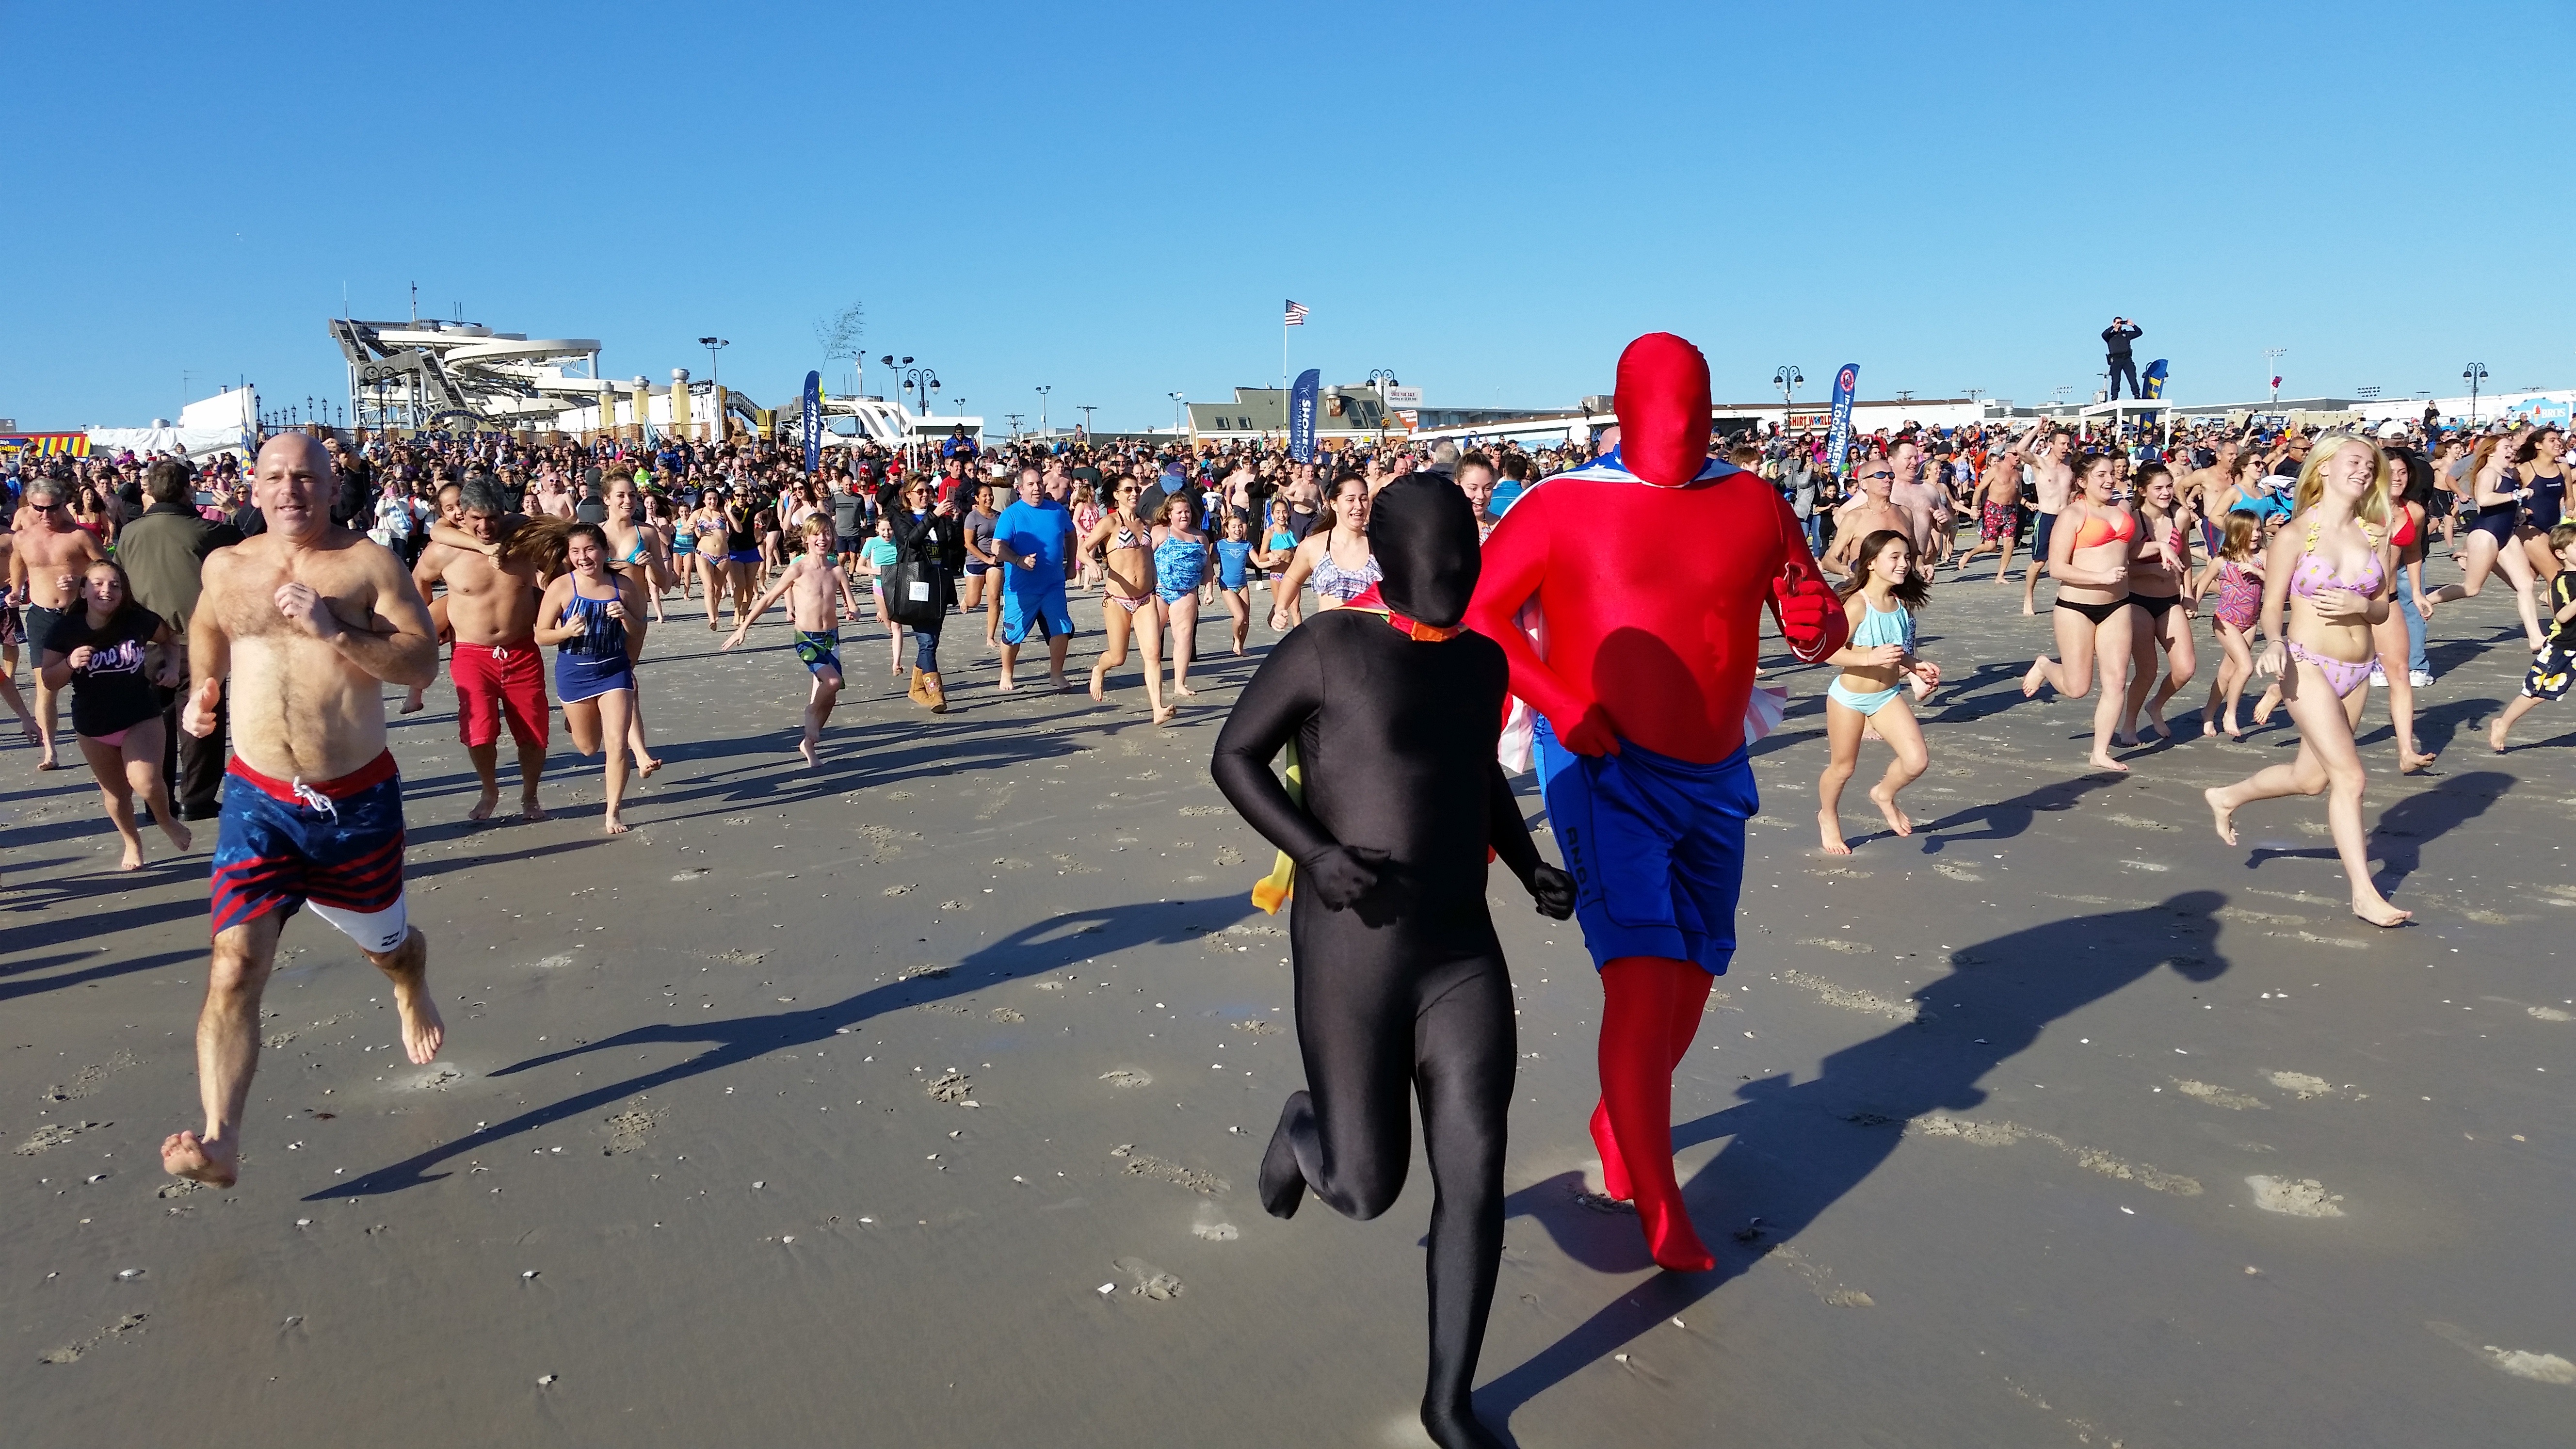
[328, 317, 981, 448]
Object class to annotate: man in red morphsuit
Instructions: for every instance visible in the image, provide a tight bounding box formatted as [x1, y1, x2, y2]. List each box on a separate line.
[1466, 332, 1847, 1271]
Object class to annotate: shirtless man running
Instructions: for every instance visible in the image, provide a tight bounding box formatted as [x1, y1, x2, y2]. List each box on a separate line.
[1883, 438, 1951, 568]
[2019, 430, 2076, 615]
[1957, 437, 2028, 576]
[163, 435, 442, 1188]
[413, 481, 551, 821]
[1826, 456, 1911, 580]
[10, 479, 108, 769]
[724, 514, 862, 767]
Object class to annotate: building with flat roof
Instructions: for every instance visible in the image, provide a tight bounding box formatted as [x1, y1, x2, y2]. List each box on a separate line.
[1187, 385, 1400, 448]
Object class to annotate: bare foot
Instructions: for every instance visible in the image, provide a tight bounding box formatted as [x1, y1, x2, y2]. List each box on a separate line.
[1049, 675, 1070, 692]
[160, 819, 193, 853]
[2202, 719, 2218, 738]
[161, 1130, 238, 1187]
[117, 842, 145, 871]
[2112, 731, 2140, 748]
[798, 737, 819, 769]
[399, 693, 425, 715]
[37, 754, 60, 770]
[2489, 719, 2512, 753]
[2204, 786, 2237, 846]
[2252, 692, 2279, 726]
[2352, 896, 2412, 928]
[1818, 810, 1851, 854]
[1868, 783, 1913, 837]
[389, 976, 445, 1064]
[2146, 708, 2172, 739]
[2020, 600, 2036, 617]
[468, 790, 499, 822]
[1174, 685, 1199, 698]
[995, 675, 1016, 693]
[635, 757, 662, 778]
[1088, 669, 1107, 703]
[2022, 656, 2049, 698]
[2400, 749, 2437, 773]
[1152, 704, 1177, 725]
[518, 799, 549, 823]
[603, 815, 629, 836]
[2088, 752, 2130, 774]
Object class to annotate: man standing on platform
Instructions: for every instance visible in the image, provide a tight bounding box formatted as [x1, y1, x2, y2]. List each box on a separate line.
[2103, 316, 2144, 400]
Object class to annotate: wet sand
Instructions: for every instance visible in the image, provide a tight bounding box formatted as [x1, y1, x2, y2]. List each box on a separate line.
[4, 568, 2571, 1446]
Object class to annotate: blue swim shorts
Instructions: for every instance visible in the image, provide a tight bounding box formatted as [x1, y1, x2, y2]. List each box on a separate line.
[1534, 719, 1756, 977]
[1001, 585, 1074, 646]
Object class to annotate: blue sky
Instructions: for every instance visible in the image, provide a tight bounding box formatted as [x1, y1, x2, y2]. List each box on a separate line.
[5, 1, 2569, 431]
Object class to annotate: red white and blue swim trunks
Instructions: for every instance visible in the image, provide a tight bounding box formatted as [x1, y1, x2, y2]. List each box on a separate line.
[209, 750, 411, 952]
[1533, 720, 1755, 977]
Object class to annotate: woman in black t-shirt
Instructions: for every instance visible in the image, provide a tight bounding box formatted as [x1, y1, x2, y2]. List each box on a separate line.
[38, 559, 189, 870]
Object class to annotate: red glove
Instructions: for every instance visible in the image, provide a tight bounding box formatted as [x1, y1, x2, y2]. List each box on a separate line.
[1773, 569, 1842, 663]
[1548, 700, 1624, 757]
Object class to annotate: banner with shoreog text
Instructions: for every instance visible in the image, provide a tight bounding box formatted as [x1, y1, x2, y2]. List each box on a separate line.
[1288, 369, 1320, 464]
[802, 371, 822, 475]
[1825, 363, 1858, 475]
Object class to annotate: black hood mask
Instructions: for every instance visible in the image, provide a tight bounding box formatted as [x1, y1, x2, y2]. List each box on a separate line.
[1366, 475, 1481, 630]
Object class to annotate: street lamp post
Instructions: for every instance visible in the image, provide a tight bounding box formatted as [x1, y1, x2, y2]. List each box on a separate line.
[1077, 404, 1097, 438]
[697, 337, 729, 387]
[1772, 364, 1804, 423]
[2463, 363, 2489, 424]
[1035, 385, 1050, 438]
[2265, 347, 2287, 407]
[1168, 392, 1185, 436]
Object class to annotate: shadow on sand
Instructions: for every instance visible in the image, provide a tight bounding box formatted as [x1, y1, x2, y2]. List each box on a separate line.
[1475, 890, 2231, 1441]
[312, 891, 1255, 1201]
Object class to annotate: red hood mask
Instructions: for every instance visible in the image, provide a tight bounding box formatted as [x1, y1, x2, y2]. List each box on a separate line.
[1613, 332, 1714, 487]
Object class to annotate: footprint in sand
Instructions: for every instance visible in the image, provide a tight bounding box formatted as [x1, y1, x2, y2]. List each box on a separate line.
[2427, 1321, 2576, 1384]
[2175, 1080, 2268, 1111]
[2246, 1175, 2345, 1217]
[1112, 1256, 1183, 1299]
[989, 1008, 1025, 1023]
[603, 1108, 664, 1154]
[16, 1122, 107, 1156]
[2266, 1072, 2338, 1099]
[1191, 1222, 1239, 1241]
[1099, 1070, 1152, 1089]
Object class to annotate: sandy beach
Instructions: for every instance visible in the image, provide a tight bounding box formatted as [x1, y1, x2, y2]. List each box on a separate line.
[5, 577, 2571, 1447]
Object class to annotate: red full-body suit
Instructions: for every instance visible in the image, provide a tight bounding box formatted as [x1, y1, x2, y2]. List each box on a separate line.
[1465, 333, 1848, 1269]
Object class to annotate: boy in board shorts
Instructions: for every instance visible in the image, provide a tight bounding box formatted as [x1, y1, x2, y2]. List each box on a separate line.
[725, 515, 863, 767]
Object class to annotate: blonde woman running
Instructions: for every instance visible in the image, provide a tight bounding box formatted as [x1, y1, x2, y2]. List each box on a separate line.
[2205, 435, 2408, 928]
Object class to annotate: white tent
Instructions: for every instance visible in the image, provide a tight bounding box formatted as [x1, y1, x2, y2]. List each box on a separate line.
[87, 388, 258, 461]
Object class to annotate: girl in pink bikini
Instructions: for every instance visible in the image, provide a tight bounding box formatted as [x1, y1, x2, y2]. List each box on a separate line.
[2204, 435, 2409, 927]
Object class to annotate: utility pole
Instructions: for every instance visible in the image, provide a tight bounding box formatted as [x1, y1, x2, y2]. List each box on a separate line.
[1077, 404, 1097, 437]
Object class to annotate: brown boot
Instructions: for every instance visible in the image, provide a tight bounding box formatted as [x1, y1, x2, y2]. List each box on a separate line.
[921, 671, 949, 713]
[908, 667, 934, 708]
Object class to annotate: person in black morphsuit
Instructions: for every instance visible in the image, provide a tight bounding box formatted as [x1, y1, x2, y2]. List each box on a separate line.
[1211, 475, 1574, 1449]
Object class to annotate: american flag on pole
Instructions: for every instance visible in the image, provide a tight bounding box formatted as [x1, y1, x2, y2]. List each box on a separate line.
[1283, 299, 1308, 326]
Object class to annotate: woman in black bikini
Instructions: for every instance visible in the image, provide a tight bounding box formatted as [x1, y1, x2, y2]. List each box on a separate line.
[2116, 462, 2197, 744]
[2022, 452, 2139, 773]
[2422, 426, 2544, 651]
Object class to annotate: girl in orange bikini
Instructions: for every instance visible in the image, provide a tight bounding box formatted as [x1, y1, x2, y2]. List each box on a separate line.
[2021, 452, 2138, 773]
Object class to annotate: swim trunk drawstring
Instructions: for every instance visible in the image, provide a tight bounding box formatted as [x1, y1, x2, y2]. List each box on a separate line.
[291, 779, 339, 821]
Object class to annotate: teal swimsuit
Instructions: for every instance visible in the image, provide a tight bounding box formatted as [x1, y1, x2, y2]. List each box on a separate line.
[1824, 600, 1914, 716]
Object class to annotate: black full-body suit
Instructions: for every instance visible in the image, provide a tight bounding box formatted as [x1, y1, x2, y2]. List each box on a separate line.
[1210, 477, 1570, 1449]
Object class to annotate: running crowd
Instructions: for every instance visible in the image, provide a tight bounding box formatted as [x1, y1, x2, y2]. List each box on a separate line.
[0, 398, 2565, 1187]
